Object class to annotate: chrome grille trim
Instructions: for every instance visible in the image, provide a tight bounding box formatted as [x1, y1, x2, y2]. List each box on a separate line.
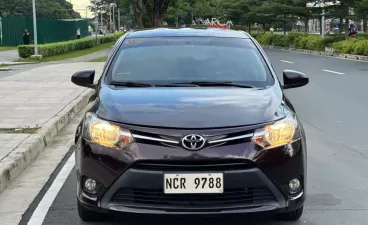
[208, 133, 254, 144]
[132, 134, 179, 144]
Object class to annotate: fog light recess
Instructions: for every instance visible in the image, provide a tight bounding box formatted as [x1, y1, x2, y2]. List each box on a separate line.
[288, 178, 301, 192]
[84, 178, 97, 191]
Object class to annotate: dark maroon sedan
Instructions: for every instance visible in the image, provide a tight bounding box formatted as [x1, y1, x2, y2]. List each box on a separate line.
[71, 28, 308, 222]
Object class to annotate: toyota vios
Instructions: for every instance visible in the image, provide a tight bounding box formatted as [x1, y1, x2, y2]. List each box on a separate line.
[72, 28, 309, 222]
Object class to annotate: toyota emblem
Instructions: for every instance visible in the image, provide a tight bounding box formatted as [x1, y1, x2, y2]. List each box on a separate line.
[181, 134, 206, 150]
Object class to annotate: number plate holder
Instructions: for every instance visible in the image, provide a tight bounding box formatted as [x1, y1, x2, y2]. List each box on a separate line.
[164, 173, 224, 194]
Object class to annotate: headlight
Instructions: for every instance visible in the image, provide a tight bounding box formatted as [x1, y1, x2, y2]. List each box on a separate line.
[83, 112, 134, 149]
[252, 113, 299, 149]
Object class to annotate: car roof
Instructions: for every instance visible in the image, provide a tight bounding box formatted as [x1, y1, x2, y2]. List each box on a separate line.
[126, 28, 251, 39]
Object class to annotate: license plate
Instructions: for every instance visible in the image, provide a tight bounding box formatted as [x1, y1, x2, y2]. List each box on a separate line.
[164, 173, 223, 194]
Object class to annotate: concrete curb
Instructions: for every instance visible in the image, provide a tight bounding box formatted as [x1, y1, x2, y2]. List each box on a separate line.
[262, 45, 368, 62]
[0, 62, 40, 65]
[0, 88, 94, 194]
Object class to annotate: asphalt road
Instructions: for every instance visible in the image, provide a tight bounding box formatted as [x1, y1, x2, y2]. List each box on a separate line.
[19, 49, 368, 225]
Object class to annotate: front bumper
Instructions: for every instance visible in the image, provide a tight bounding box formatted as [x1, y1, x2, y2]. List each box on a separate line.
[101, 166, 288, 214]
[76, 135, 306, 215]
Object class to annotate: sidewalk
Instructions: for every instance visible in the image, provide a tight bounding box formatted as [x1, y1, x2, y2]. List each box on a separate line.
[0, 50, 18, 63]
[0, 62, 104, 194]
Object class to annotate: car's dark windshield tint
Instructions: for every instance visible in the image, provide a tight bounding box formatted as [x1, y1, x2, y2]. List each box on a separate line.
[107, 36, 274, 88]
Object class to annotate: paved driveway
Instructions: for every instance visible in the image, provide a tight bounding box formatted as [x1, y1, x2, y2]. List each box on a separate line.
[0, 50, 19, 63]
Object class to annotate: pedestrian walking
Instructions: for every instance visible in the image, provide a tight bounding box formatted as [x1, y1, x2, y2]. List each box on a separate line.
[77, 28, 81, 39]
[270, 27, 274, 35]
[23, 29, 30, 45]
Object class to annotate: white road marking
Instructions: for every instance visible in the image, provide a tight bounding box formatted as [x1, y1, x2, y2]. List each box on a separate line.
[280, 60, 294, 64]
[27, 152, 75, 225]
[273, 48, 368, 63]
[322, 69, 345, 75]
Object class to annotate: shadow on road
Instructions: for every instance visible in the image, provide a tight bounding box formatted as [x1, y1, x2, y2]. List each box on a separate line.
[78, 213, 306, 225]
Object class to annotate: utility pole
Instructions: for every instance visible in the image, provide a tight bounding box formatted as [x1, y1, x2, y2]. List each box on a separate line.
[321, 0, 325, 38]
[95, 13, 98, 43]
[100, 7, 103, 27]
[118, 8, 121, 30]
[112, 4, 115, 32]
[109, 6, 112, 33]
[32, 0, 38, 55]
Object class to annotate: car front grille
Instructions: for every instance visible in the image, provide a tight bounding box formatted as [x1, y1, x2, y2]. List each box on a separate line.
[111, 187, 276, 209]
[130, 160, 255, 171]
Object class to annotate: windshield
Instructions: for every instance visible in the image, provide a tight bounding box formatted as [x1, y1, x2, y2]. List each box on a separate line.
[107, 36, 274, 88]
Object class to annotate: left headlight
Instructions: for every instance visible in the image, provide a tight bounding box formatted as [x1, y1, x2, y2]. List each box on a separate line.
[82, 112, 134, 150]
[252, 113, 299, 150]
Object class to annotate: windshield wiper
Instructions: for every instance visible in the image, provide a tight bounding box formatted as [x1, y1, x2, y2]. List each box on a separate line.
[155, 83, 200, 87]
[109, 81, 152, 87]
[172, 81, 256, 88]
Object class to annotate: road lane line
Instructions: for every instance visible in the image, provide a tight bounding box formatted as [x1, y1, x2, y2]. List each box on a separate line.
[27, 152, 75, 225]
[322, 69, 345, 75]
[280, 60, 294, 64]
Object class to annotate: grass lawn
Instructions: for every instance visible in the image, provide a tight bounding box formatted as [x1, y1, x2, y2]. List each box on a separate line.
[89, 56, 108, 62]
[0, 46, 17, 52]
[0, 128, 39, 134]
[0, 64, 11, 67]
[17, 42, 115, 63]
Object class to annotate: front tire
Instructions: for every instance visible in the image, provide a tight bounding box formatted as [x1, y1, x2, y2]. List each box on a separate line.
[277, 206, 303, 221]
[78, 200, 106, 221]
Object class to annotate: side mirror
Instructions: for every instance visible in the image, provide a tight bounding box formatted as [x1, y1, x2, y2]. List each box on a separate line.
[71, 70, 96, 88]
[282, 70, 309, 89]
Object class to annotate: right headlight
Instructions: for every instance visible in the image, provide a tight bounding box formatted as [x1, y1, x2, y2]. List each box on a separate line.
[82, 112, 134, 150]
[252, 113, 299, 150]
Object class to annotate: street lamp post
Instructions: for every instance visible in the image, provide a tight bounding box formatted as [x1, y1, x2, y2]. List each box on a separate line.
[111, 3, 117, 32]
[118, 8, 120, 30]
[321, 1, 325, 38]
[32, 0, 38, 55]
[94, 14, 98, 43]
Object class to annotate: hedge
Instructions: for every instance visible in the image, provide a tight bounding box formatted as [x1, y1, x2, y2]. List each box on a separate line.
[18, 31, 124, 58]
[333, 39, 368, 55]
[254, 32, 368, 54]
[190, 24, 260, 33]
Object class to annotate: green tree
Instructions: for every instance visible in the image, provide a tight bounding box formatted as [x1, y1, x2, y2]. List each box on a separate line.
[192, 0, 214, 19]
[213, 0, 308, 34]
[142, 0, 176, 27]
[354, 0, 368, 32]
[165, 0, 214, 26]
[0, 0, 80, 19]
[166, 0, 191, 26]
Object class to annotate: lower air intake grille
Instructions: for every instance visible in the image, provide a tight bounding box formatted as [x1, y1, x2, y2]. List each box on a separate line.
[111, 187, 276, 208]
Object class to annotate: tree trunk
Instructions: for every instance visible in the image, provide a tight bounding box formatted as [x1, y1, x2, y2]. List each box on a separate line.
[283, 22, 286, 35]
[345, 18, 349, 40]
[137, 12, 144, 28]
[152, 11, 157, 27]
[339, 17, 343, 31]
[155, 14, 164, 27]
[262, 23, 266, 33]
[363, 19, 367, 33]
[283, 13, 286, 35]
[304, 18, 309, 33]
[132, 0, 144, 28]
[248, 24, 251, 34]
[344, 2, 349, 40]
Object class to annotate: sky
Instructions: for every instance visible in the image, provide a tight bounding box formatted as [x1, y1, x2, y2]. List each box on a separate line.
[71, 0, 91, 18]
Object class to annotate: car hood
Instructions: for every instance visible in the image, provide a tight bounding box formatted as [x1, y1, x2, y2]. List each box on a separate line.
[95, 86, 285, 129]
